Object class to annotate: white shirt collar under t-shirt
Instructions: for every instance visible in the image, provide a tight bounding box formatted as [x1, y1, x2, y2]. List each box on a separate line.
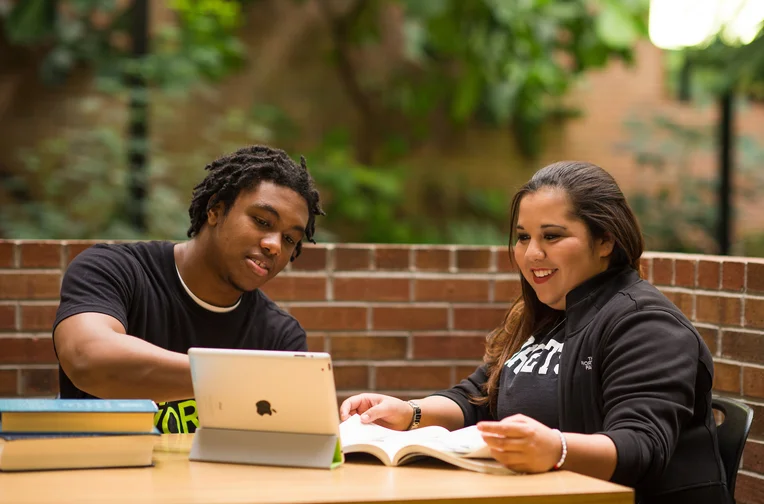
[175, 264, 241, 313]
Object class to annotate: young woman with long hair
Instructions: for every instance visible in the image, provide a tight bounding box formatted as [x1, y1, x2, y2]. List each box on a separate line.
[340, 161, 729, 504]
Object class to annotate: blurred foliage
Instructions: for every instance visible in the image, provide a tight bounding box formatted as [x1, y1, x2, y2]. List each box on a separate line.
[646, 14, 764, 257]
[1, 0, 249, 90]
[0, 94, 285, 240]
[0, 0, 650, 244]
[674, 26, 764, 100]
[618, 112, 764, 255]
[394, 0, 648, 158]
[318, 0, 648, 161]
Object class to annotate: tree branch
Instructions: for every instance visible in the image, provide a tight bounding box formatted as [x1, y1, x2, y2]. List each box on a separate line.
[317, 0, 376, 164]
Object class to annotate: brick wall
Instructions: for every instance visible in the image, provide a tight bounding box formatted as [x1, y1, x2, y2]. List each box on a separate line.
[0, 240, 762, 502]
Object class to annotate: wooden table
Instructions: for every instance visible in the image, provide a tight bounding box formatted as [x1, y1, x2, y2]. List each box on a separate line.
[0, 434, 633, 504]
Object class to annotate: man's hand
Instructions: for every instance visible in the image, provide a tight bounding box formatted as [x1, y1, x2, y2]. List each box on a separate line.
[477, 414, 562, 473]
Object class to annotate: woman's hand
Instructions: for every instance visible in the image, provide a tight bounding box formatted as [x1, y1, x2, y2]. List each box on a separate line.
[339, 393, 414, 431]
[477, 414, 562, 473]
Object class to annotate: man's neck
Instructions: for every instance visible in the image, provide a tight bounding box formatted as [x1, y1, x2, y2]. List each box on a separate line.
[174, 239, 242, 308]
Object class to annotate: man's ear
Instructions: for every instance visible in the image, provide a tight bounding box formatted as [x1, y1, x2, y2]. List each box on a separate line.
[598, 232, 616, 258]
[207, 201, 225, 227]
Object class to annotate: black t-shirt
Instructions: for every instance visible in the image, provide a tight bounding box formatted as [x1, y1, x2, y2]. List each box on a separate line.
[434, 319, 565, 428]
[495, 320, 564, 428]
[53, 241, 307, 433]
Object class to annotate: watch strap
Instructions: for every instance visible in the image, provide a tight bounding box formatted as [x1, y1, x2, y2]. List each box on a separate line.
[406, 400, 421, 430]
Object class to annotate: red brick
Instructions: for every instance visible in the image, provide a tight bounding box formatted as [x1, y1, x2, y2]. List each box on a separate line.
[674, 259, 695, 287]
[375, 365, 451, 390]
[456, 249, 491, 271]
[663, 291, 693, 319]
[412, 335, 485, 360]
[494, 279, 522, 302]
[735, 472, 764, 504]
[288, 306, 366, 331]
[746, 299, 764, 329]
[291, 245, 327, 271]
[330, 336, 407, 360]
[19, 242, 61, 268]
[722, 331, 764, 363]
[20, 368, 58, 396]
[415, 249, 450, 271]
[453, 307, 507, 331]
[0, 369, 17, 395]
[259, 276, 326, 301]
[414, 279, 489, 302]
[697, 326, 718, 355]
[722, 261, 745, 292]
[0, 337, 57, 364]
[496, 249, 516, 272]
[0, 304, 16, 331]
[0, 242, 15, 268]
[374, 247, 410, 270]
[334, 278, 409, 302]
[334, 246, 372, 271]
[652, 258, 673, 286]
[748, 262, 764, 294]
[712, 362, 741, 394]
[64, 241, 97, 265]
[0, 272, 61, 300]
[750, 403, 764, 438]
[697, 260, 721, 289]
[743, 440, 764, 474]
[455, 364, 483, 380]
[20, 303, 59, 331]
[743, 366, 764, 399]
[372, 307, 448, 331]
[336, 391, 422, 406]
[307, 334, 326, 352]
[695, 295, 740, 325]
[641, 257, 652, 282]
[334, 365, 369, 389]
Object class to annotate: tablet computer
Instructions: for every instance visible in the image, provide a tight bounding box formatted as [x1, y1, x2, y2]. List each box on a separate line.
[188, 348, 340, 436]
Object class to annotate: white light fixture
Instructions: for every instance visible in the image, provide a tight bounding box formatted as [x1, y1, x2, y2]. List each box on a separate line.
[649, 0, 764, 49]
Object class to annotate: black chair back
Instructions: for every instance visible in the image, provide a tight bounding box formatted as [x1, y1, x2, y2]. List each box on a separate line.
[712, 396, 754, 502]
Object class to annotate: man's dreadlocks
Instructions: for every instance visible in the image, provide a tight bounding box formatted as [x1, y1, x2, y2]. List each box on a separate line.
[187, 145, 324, 260]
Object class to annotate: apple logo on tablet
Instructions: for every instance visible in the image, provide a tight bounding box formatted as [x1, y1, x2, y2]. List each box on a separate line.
[256, 400, 276, 416]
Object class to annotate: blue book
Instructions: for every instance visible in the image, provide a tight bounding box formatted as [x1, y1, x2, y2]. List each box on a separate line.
[0, 399, 157, 433]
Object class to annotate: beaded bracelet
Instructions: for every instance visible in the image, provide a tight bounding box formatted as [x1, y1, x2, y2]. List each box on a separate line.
[551, 429, 568, 470]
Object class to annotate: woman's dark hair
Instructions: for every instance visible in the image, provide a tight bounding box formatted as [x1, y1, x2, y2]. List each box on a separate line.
[475, 161, 645, 414]
[187, 145, 324, 260]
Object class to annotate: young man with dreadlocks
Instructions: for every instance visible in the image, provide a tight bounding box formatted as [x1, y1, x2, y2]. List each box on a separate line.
[53, 145, 324, 434]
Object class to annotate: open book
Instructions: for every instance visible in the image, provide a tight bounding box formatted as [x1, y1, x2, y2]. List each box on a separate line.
[339, 414, 514, 475]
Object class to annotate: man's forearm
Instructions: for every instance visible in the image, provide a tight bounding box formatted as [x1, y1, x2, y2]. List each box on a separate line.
[71, 333, 194, 402]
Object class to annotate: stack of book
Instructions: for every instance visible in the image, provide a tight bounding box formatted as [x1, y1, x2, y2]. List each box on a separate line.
[0, 398, 159, 472]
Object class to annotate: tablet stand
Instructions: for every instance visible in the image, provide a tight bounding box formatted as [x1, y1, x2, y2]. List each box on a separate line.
[189, 427, 343, 469]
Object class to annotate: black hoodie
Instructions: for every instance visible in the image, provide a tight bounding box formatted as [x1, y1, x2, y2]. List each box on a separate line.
[434, 266, 730, 504]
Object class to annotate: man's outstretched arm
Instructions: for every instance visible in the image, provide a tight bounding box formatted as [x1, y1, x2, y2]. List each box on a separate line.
[55, 312, 194, 402]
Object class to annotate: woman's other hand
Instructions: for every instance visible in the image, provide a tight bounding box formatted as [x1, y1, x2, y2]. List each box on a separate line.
[339, 393, 414, 431]
[477, 414, 562, 473]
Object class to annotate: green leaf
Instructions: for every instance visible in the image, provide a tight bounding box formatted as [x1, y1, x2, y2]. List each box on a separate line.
[450, 66, 482, 122]
[595, 4, 639, 49]
[4, 0, 57, 44]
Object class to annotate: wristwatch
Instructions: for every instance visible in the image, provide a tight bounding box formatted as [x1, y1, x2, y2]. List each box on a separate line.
[406, 400, 421, 430]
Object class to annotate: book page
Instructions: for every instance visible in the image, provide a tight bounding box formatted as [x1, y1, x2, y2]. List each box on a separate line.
[339, 414, 450, 453]
[436, 425, 492, 458]
[411, 425, 491, 458]
[339, 415, 491, 459]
